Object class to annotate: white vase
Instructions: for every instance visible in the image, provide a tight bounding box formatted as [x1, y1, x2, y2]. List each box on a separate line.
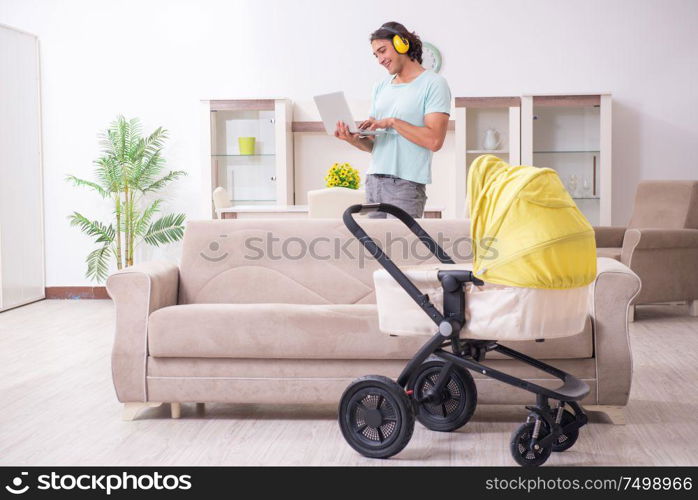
[483, 128, 502, 150]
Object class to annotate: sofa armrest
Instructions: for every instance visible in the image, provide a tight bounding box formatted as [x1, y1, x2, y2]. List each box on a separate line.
[620, 228, 698, 303]
[106, 261, 179, 402]
[593, 226, 626, 248]
[591, 258, 641, 405]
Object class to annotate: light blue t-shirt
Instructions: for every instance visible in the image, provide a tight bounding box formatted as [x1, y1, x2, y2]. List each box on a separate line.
[368, 69, 451, 185]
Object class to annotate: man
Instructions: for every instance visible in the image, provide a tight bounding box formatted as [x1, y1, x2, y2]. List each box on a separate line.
[334, 21, 451, 218]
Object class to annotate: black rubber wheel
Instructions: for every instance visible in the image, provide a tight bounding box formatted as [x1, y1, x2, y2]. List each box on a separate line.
[338, 375, 415, 459]
[408, 361, 477, 432]
[551, 409, 579, 452]
[510, 421, 553, 467]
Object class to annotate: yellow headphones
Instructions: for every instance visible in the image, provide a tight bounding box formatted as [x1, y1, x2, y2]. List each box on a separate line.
[380, 25, 410, 54]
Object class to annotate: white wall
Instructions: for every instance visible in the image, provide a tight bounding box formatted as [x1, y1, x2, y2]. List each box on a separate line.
[0, 0, 696, 286]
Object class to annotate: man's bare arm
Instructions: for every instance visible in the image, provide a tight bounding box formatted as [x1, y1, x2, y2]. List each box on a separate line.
[386, 112, 449, 152]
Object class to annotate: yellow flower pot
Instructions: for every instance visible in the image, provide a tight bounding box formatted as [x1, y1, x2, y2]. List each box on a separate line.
[238, 137, 256, 155]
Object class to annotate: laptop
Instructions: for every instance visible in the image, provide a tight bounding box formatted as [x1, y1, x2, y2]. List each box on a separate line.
[313, 91, 388, 136]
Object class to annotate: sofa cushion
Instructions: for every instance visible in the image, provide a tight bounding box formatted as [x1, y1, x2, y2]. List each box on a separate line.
[597, 247, 621, 261]
[147, 303, 594, 360]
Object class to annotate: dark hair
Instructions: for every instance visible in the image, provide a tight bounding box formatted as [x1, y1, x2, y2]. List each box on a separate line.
[370, 21, 423, 64]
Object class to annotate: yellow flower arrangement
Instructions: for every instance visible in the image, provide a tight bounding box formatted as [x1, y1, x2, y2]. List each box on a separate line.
[324, 162, 360, 190]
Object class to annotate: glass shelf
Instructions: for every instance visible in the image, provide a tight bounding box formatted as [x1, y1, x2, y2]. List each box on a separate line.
[212, 154, 276, 157]
[534, 150, 599, 154]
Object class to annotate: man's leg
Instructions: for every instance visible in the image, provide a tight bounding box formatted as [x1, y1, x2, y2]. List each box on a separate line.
[384, 177, 428, 218]
[365, 174, 387, 219]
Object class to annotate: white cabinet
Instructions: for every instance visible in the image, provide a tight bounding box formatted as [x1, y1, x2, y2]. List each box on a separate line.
[454, 97, 521, 218]
[200, 99, 293, 218]
[455, 94, 612, 225]
[0, 24, 45, 311]
[521, 94, 612, 225]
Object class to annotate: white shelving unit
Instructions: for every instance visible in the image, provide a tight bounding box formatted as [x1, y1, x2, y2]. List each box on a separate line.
[521, 94, 612, 225]
[454, 97, 521, 218]
[454, 94, 612, 225]
[200, 95, 612, 224]
[200, 99, 293, 218]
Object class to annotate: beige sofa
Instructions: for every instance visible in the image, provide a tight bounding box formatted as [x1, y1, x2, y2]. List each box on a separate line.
[595, 180, 698, 319]
[107, 219, 640, 423]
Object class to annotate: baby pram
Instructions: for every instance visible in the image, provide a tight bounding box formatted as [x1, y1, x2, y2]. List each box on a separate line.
[338, 155, 598, 466]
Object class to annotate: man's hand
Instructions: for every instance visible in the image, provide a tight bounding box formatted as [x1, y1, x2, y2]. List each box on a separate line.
[334, 121, 374, 152]
[334, 121, 360, 143]
[358, 117, 394, 131]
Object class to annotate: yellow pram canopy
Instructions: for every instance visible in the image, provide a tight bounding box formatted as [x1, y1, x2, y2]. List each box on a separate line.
[467, 155, 596, 289]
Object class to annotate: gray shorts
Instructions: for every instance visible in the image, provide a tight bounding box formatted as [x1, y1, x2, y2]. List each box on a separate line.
[365, 173, 428, 218]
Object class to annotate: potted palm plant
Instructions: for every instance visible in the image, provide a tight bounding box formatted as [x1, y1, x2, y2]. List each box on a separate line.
[66, 115, 187, 282]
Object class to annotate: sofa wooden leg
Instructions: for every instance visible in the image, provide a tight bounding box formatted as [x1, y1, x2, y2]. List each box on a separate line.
[583, 405, 626, 425]
[171, 402, 181, 419]
[122, 402, 162, 421]
[689, 300, 698, 317]
[627, 305, 635, 323]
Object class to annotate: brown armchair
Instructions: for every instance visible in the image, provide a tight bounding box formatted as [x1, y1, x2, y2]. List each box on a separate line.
[595, 181, 698, 319]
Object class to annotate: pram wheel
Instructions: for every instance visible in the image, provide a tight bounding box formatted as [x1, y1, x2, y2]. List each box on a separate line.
[338, 375, 415, 459]
[408, 360, 477, 432]
[551, 409, 579, 452]
[510, 421, 553, 467]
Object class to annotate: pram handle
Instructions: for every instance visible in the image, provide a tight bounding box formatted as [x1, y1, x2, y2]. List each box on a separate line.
[344, 203, 456, 264]
[343, 203, 461, 329]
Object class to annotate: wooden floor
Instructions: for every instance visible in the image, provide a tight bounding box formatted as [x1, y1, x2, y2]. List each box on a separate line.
[0, 299, 697, 466]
